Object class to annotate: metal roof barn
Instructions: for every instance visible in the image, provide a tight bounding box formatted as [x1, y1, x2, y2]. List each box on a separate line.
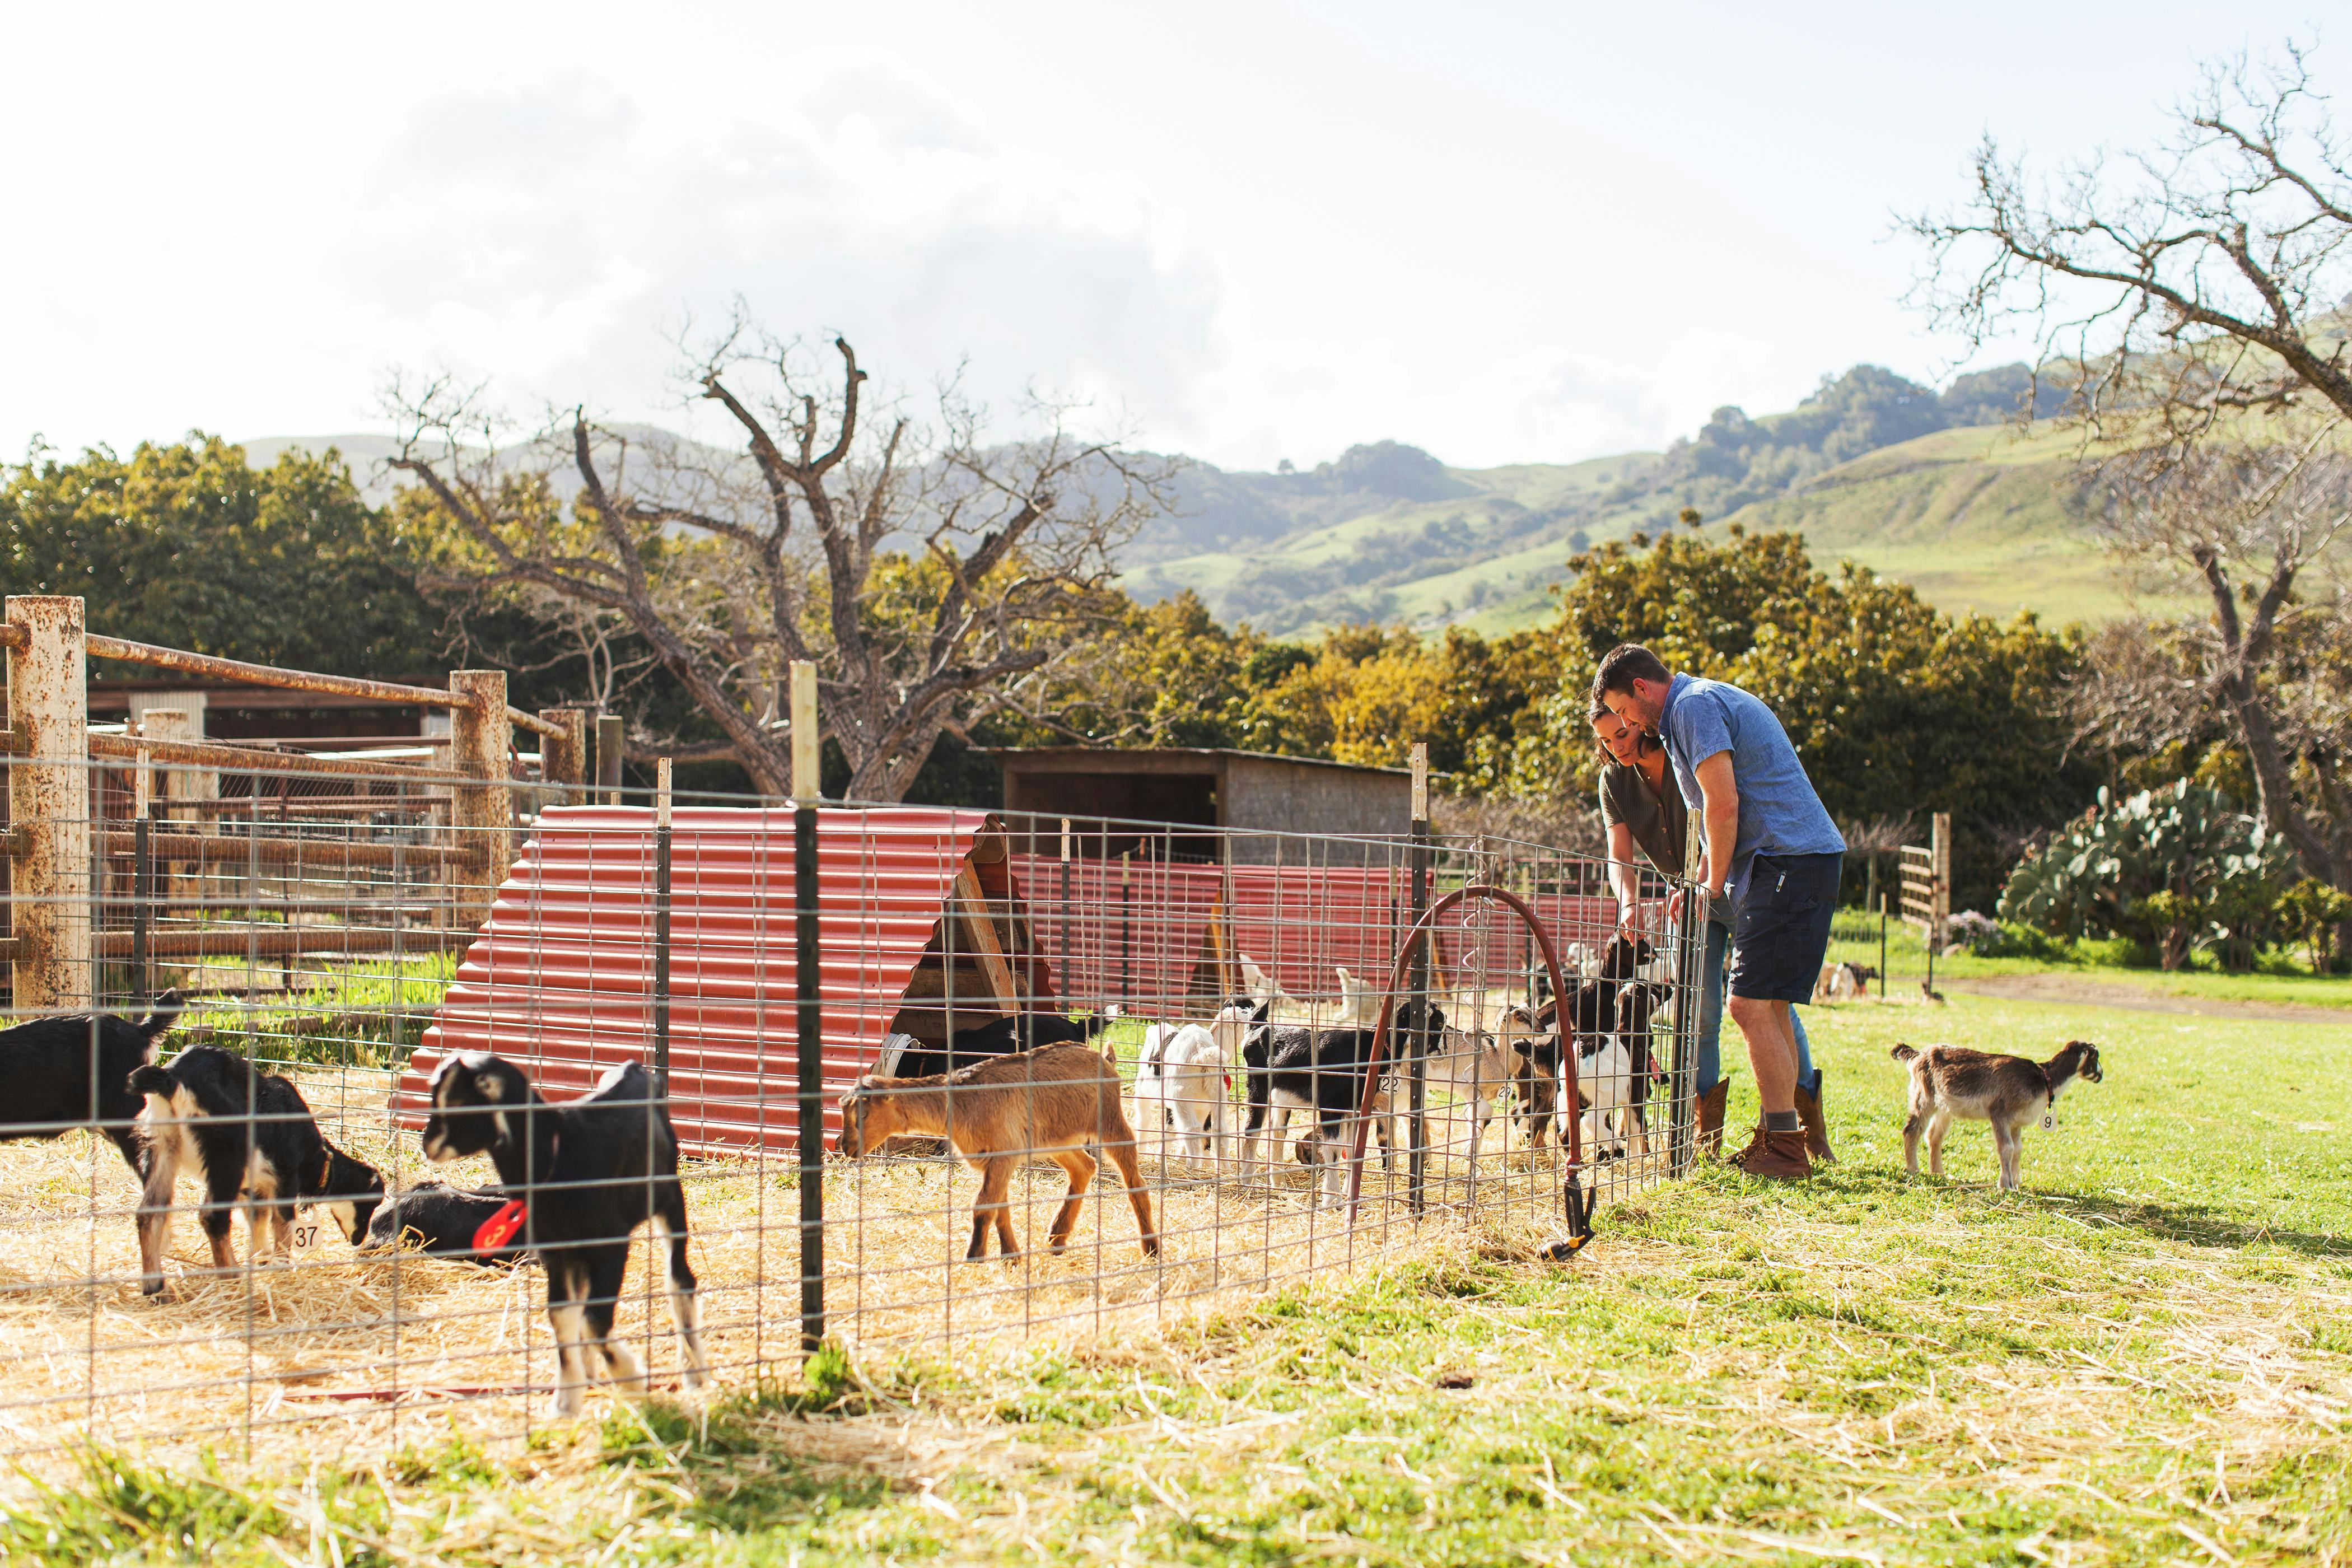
[394, 805, 1054, 1153]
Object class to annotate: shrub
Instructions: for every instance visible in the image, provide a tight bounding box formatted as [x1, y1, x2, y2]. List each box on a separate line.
[1998, 780, 2298, 970]
[1942, 910, 2003, 955]
[1943, 913, 2066, 960]
[2277, 878, 2352, 976]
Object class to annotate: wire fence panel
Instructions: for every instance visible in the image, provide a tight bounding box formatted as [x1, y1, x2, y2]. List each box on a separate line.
[0, 757, 1702, 1470]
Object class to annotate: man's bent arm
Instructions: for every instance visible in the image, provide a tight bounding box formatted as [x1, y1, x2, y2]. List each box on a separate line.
[1693, 751, 1739, 896]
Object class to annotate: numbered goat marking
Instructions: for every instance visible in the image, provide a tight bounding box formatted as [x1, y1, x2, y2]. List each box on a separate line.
[295, 1224, 320, 1249]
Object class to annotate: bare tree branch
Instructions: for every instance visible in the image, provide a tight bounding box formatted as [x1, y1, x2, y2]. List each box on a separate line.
[386, 321, 1177, 801]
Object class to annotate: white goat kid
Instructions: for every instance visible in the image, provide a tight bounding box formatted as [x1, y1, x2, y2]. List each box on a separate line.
[1420, 1026, 1516, 1167]
[1559, 1032, 1647, 1163]
[1135, 1001, 1254, 1170]
[1332, 967, 1383, 1028]
[1151, 1023, 1230, 1167]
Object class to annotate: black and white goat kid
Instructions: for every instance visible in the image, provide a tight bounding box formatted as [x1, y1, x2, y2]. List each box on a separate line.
[0, 990, 186, 1174]
[130, 1045, 384, 1296]
[421, 1053, 708, 1416]
[1239, 1000, 1446, 1207]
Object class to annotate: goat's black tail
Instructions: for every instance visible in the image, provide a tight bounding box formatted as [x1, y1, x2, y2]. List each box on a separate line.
[137, 989, 188, 1039]
[128, 1064, 176, 1100]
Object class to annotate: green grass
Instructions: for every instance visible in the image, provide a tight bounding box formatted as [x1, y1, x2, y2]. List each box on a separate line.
[1828, 910, 2352, 1012]
[11, 996, 2350, 1564]
[171, 954, 458, 1068]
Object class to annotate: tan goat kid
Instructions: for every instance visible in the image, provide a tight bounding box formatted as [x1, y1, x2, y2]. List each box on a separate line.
[834, 1044, 1159, 1262]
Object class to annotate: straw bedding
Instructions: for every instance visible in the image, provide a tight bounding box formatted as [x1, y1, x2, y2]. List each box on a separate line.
[0, 1053, 1663, 1472]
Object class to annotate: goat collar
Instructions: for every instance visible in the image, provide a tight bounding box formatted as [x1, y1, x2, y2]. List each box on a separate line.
[473, 1200, 527, 1252]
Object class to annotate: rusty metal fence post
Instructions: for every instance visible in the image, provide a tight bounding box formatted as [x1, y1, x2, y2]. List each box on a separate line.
[449, 669, 514, 927]
[6, 596, 92, 1012]
[540, 707, 588, 801]
[790, 661, 825, 1354]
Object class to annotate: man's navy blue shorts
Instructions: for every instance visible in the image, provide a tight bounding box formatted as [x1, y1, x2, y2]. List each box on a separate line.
[1726, 852, 1844, 1004]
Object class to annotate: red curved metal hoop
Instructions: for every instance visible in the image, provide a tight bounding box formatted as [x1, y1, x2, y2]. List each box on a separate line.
[1342, 883, 1583, 1220]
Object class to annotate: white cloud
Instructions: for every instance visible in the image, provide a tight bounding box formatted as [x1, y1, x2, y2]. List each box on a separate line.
[312, 61, 1230, 449]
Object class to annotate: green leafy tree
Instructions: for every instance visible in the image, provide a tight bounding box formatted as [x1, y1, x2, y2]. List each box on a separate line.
[1, 436, 446, 676]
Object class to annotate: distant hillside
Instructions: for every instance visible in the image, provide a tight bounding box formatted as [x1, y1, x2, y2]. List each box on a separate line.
[1718, 424, 2151, 626]
[244, 362, 2148, 634]
[1119, 363, 2132, 635]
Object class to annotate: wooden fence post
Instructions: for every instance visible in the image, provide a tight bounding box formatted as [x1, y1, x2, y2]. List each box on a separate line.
[6, 596, 92, 1012]
[596, 713, 624, 805]
[138, 707, 206, 907]
[449, 670, 513, 926]
[539, 707, 587, 801]
[1931, 812, 1952, 936]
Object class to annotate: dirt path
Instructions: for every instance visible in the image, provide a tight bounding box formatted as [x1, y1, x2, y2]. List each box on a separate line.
[1939, 971, 2352, 1026]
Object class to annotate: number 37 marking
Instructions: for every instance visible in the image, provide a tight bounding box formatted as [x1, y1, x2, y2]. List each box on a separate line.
[294, 1224, 320, 1249]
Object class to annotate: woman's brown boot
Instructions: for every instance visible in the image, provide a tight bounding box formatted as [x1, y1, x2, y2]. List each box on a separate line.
[1695, 1080, 1729, 1158]
[1795, 1075, 1835, 1164]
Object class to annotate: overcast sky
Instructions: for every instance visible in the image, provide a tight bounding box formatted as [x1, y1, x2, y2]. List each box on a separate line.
[2, 4, 2332, 472]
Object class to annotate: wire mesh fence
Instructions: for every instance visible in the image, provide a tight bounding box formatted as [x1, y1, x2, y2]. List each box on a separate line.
[0, 745, 1705, 1468]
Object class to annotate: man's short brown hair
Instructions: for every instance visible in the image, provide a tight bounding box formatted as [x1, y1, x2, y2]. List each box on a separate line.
[1593, 643, 1671, 697]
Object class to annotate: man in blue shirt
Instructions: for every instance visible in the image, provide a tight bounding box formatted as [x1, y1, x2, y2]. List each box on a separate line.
[1595, 644, 1845, 1180]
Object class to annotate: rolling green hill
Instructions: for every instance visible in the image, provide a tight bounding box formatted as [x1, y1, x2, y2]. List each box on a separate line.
[1714, 424, 2164, 627]
[1127, 426, 2149, 637]
[1120, 363, 2157, 637]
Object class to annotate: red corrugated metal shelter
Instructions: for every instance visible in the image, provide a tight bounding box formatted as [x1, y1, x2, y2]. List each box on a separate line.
[1014, 857, 1622, 1012]
[1008, 855, 1224, 1010]
[1224, 864, 1407, 998]
[394, 805, 1053, 1153]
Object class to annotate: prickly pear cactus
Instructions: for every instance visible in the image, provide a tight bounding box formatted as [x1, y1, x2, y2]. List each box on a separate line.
[1998, 780, 2296, 968]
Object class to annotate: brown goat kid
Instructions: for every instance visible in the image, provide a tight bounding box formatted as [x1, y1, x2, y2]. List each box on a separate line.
[834, 1044, 1159, 1262]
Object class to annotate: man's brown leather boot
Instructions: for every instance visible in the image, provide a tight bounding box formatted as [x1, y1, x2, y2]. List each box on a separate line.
[1695, 1080, 1729, 1158]
[1730, 1127, 1813, 1180]
[1794, 1076, 1835, 1164]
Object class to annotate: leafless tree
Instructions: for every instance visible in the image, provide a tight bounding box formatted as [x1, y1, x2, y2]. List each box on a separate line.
[1907, 41, 2351, 437]
[2087, 436, 2351, 887]
[388, 321, 1176, 801]
[1430, 793, 1605, 858]
[1911, 39, 2352, 897]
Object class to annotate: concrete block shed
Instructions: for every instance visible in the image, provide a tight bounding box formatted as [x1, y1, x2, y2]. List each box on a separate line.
[989, 747, 1412, 864]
